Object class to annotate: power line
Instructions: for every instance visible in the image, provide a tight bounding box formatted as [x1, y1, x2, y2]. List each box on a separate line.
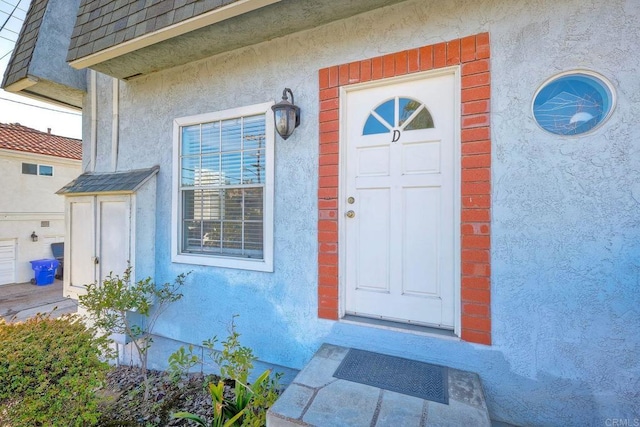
[0, 26, 18, 35]
[0, 0, 19, 33]
[0, 48, 12, 60]
[0, 9, 23, 20]
[0, 96, 82, 116]
[0, 33, 17, 43]
[0, 0, 27, 15]
[0, 11, 24, 25]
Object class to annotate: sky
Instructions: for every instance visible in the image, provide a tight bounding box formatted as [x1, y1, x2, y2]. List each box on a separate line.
[0, 0, 82, 140]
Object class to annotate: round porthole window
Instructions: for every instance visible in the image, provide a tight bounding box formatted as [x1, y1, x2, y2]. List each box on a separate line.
[532, 71, 615, 136]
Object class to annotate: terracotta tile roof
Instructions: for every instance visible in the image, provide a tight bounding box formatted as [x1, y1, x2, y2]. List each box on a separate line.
[0, 123, 82, 160]
[1, 0, 48, 88]
[67, 0, 240, 62]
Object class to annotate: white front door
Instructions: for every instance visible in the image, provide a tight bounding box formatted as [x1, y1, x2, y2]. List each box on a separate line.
[343, 70, 459, 329]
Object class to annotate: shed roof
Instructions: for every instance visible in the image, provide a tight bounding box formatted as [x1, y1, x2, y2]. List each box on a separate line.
[56, 165, 159, 195]
[67, 0, 240, 63]
[0, 123, 82, 160]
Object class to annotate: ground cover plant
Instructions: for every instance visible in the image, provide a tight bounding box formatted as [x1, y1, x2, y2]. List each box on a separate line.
[0, 313, 110, 426]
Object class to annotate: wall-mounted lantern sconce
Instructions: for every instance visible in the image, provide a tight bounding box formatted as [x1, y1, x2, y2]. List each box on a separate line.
[30, 231, 38, 242]
[271, 88, 300, 140]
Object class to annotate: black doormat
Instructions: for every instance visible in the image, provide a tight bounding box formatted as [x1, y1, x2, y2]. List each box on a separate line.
[333, 348, 449, 404]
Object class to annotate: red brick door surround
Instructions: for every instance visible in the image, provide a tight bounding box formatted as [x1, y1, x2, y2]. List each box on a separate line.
[317, 33, 491, 345]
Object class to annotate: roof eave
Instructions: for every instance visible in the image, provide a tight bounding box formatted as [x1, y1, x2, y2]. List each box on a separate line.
[0, 147, 81, 163]
[3, 76, 39, 92]
[4, 77, 84, 110]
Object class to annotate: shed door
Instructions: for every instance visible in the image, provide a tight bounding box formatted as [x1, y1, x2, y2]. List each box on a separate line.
[64, 195, 131, 299]
[0, 240, 16, 285]
[343, 72, 458, 328]
[96, 196, 131, 283]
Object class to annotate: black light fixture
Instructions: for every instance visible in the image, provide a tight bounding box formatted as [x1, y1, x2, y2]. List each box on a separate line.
[271, 88, 300, 140]
[30, 231, 38, 242]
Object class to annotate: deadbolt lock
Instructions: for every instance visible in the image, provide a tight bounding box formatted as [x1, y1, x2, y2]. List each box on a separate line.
[347, 196, 355, 204]
[346, 210, 355, 218]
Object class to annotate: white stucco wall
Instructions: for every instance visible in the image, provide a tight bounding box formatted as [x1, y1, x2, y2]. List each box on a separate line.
[84, 0, 640, 425]
[0, 150, 81, 283]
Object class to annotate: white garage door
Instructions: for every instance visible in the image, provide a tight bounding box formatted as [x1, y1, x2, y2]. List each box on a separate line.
[0, 240, 16, 285]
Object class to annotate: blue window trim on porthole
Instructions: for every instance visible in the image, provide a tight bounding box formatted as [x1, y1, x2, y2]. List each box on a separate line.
[532, 70, 615, 136]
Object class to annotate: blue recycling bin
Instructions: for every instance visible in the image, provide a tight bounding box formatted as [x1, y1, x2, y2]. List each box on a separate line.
[30, 259, 59, 286]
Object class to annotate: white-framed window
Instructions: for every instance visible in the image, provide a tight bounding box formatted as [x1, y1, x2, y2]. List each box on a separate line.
[22, 163, 54, 176]
[172, 102, 274, 272]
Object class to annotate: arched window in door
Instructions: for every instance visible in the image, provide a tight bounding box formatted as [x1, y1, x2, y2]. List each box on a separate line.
[363, 97, 434, 136]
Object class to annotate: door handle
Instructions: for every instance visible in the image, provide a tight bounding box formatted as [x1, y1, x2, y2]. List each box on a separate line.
[346, 210, 355, 218]
[93, 256, 99, 265]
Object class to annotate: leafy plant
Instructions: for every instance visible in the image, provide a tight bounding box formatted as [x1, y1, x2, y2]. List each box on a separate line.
[168, 344, 200, 382]
[169, 316, 282, 426]
[208, 315, 255, 384]
[78, 265, 189, 399]
[0, 313, 110, 426]
[173, 370, 272, 427]
[242, 371, 283, 427]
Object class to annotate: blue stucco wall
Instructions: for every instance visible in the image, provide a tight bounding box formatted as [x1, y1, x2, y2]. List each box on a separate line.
[87, 0, 640, 425]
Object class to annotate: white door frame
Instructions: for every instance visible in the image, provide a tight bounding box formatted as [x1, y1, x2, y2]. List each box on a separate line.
[338, 67, 462, 336]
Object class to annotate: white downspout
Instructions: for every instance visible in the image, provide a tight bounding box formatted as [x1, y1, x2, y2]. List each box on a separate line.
[90, 70, 97, 172]
[111, 78, 119, 171]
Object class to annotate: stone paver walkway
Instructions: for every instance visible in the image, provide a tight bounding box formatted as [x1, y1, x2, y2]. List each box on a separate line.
[268, 344, 491, 427]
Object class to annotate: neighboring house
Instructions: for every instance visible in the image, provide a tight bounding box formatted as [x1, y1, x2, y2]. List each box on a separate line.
[3, 0, 638, 425]
[0, 123, 82, 285]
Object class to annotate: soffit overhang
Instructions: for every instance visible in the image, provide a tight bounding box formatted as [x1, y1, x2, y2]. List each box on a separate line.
[68, 0, 407, 80]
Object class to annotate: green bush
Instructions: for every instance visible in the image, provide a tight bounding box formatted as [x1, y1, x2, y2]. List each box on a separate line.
[0, 314, 110, 426]
[79, 266, 189, 401]
[170, 316, 282, 427]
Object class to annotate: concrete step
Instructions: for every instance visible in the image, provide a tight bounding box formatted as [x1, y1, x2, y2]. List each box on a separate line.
[267, 344, 490, 427]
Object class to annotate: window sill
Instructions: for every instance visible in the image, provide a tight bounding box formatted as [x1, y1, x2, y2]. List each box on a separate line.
[172, 253, 273, 272]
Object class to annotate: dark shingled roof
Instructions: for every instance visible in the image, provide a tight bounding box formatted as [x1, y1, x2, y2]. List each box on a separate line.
[0, 123, 82, 160]
[67, 0, 241, 62]
[2, 0, 48, 88]
[57, 165, 159, 195]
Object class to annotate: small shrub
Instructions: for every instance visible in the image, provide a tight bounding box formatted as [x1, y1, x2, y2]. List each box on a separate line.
[170, 316, 282, 427]
[0, 313, 110, 426]
[79, 266, 189, 400]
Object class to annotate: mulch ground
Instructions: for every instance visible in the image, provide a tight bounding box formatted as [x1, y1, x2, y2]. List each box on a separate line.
[97, 366, 218, 426]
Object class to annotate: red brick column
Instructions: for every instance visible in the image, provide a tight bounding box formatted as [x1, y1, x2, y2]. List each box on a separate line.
[318, 33, 492, 345]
